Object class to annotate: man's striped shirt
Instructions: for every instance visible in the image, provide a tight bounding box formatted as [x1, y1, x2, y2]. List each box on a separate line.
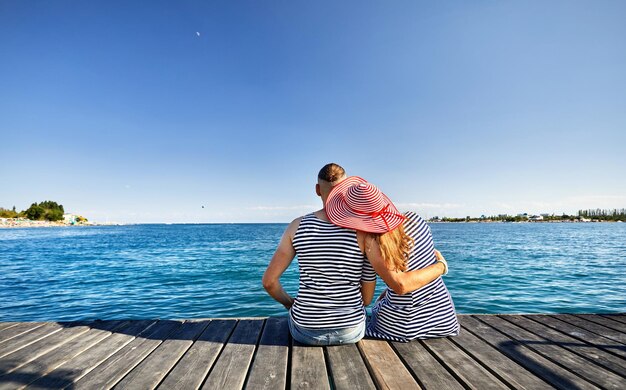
[290, 213, 376, 329]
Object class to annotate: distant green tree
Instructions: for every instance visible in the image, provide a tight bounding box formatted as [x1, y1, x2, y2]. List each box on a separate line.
[578, 208, 626, 221]
[24, 201, 65, 221]
[39, 201, 64, 214]
[0, 208, 19, 218]
[46, 209, 64, 221]
[25, 204, 45, 220]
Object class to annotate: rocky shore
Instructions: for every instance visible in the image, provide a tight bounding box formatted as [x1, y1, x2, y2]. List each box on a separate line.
[0, 218, 104, 228]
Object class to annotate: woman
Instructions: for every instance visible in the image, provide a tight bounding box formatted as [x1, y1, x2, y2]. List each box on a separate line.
[326, 176, 459, 341]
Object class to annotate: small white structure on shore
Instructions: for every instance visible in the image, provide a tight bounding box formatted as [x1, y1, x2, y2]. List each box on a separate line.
[63, 214, 89, 225]
[63, 214, 77, 224]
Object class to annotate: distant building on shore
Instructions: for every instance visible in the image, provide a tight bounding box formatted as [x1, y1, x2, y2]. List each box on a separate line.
[63, 214, 88, 225]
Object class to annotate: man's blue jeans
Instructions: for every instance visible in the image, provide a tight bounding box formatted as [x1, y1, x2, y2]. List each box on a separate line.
[288, 315, 365, 346]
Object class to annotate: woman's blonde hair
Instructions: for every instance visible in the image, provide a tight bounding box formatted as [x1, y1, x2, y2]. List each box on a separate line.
[369, 224, 414, 272]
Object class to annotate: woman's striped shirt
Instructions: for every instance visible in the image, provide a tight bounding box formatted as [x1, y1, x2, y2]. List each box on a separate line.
[366, 212, 460, 342]
[290, 213, 377, 329]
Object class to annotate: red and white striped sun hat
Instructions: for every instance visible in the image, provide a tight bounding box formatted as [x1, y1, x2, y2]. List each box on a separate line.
[325, 176, 407, 233]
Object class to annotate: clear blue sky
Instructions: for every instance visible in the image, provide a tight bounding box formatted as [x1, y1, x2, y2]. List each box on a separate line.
[1, 1, 625, 223]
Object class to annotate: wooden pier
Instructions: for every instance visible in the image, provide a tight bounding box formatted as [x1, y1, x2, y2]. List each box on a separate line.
[0, 314, 625, 389]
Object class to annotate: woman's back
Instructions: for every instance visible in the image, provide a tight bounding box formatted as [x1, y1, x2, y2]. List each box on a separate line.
[367, 212, 460, 341]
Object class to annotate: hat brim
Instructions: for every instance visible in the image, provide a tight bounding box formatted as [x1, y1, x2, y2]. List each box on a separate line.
[325, 176, 406, 233]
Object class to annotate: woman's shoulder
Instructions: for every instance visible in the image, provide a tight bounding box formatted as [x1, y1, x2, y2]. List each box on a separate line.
[403, 211, 425, 225]
[402, 211, 431, 238]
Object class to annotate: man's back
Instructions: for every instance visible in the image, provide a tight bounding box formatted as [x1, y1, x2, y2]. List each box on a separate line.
[290, 212, 373, 329]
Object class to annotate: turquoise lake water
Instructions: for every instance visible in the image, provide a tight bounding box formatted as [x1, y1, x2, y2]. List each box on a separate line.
[1, 223, 625, 321]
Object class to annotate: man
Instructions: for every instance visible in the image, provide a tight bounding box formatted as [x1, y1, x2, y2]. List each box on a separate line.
[262, 163, 446, 345]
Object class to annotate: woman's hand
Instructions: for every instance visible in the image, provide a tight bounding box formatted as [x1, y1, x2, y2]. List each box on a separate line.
[434, 249, 449, 275]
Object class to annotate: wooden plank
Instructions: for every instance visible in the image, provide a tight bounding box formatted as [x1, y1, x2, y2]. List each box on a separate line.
[511, 315, 626, 376]
[113, 320, 209, 389]
[0, 322, 64, 359]
[0, 323, 45, 344]
[1, 315, 623, 390]
[245, 317, 290, 390]
[26, 320, 156, 389]
[392, 341, 463, 390]
[0, 323, 91, 375]
[358, 339, 420, 390]
[574, 314, 626, 334]
[29, 320, 154, 389]
[0, 320, 125, 390]
[530, 315, 626, 359]
[201, 319, 264, 390]
[290, 340, 329, 390]
[481, 315, 625, 389]
[73, 320, 183, 390]
[448, 325, 549, 389]
[156, 320, 236, 390]
[421, 337, 508, 389]
[0, 323, 19, 332]
[326, 343, 375, 390]
[459, 316, 597, 390]
[556, 314, 626, 345]
[600, 314, 626, 325]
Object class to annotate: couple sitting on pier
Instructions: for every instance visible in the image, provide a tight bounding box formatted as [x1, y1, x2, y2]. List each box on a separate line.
[263, 163, 459, 345]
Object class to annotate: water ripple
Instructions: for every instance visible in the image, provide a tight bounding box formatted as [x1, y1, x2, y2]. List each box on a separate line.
[1, 223, 625, 321]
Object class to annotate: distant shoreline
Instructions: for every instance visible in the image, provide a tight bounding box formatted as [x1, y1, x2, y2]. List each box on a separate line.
[428, 220, 623, 224]
[0, 218, 122, 228]
[1, 219, 623, 228]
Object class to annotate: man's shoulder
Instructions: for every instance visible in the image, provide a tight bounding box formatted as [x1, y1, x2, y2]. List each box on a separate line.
[289, 215, 305, 228]
[285, 216, 305, 239]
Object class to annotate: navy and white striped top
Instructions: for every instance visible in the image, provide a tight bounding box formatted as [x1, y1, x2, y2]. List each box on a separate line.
[290, 213, 377, 329]
[366, 212, 460, 341]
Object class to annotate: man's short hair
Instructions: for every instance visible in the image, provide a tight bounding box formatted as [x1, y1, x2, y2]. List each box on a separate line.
[318, 163, 346, 183]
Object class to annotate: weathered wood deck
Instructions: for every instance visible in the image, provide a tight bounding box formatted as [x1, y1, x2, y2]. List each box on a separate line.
[0, 314, 625, 389]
